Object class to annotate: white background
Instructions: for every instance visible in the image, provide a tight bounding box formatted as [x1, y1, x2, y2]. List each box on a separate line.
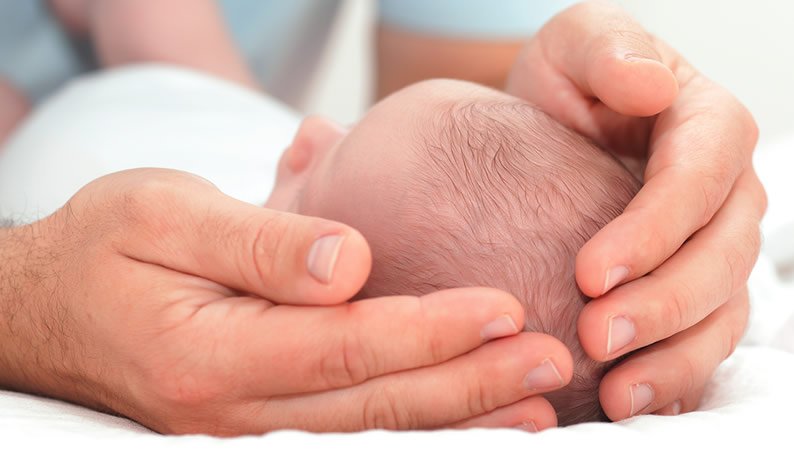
[301, 0, 794, 149]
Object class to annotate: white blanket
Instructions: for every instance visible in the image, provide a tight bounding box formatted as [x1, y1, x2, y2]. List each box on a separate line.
[1, 66, 792, 447]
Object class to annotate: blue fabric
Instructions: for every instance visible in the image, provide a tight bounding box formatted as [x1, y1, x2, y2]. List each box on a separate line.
[378, 0, 578, 38]
[0, 0, 577, 101]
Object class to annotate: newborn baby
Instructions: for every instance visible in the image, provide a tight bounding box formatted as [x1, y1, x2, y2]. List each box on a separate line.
[267, 79, 641, 425]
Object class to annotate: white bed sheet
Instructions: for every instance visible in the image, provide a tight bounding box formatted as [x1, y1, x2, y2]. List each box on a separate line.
[0, 66, 792, 447]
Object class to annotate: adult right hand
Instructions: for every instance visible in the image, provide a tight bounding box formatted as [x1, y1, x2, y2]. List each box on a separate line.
[0, 168, 573, 435]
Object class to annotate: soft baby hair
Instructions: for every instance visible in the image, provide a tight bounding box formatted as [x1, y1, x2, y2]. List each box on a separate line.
[357, 96, 641, 425]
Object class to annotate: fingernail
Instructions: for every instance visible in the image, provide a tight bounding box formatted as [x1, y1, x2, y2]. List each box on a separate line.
[606, 315, 636, 355]
[514, 420, 538, 432]
[629, 383, 655, 416]
[603, 266, 629, 294]
[480, 314, 519, 342]
[307, 234, 345, 284]
[670, 400, 682, 416]
[523, 358, 564, 391]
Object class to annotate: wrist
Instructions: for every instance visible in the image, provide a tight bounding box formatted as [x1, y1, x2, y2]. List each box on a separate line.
[0, 222, 102, 409]
[0, 224, 40, 392]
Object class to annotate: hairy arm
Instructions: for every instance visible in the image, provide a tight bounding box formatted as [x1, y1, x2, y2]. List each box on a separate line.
[0, 224, 47, 396]
[0, 222, 112, 412]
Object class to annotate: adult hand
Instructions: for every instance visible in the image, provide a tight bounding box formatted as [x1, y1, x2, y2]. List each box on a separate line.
[0, 168, 573, 434]
[506, 1, 764, 420]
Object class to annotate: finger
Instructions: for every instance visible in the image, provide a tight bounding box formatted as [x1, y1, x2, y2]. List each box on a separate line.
[656, 385, 705, 417]
[514, 2, 677, 121]
[578, 170, 762, 360]
[218, 287, 526, 396]
[453, 396, 557, 432]
[576, 93, 762, 297]
[253, 332, 573, 432]
[104, 168, 372, 305]
[653, 400, 683, 417]
[598, 289, 748, 421]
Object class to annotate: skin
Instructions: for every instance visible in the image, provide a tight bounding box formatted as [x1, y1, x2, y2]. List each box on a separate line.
[377, 2, 763, 420]
[504, 2, 764, 419]
[0, 0, 762, 431]
[0, 168, 572, 434]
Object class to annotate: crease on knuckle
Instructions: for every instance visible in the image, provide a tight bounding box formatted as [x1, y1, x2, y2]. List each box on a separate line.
[466, 375, 492, 418]
[722, 324, 740, 361]
[321, 320, 371, 388]
[249, 214, 288, 287]
[361, 386, 410, 430]
[664, 280, 693, 334]
[722, 226, 761, 291]
[638, 223, 672, 265]
[696, 172, 728, 227]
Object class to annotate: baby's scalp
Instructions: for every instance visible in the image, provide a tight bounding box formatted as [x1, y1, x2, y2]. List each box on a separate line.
[357, 85, 640, 424]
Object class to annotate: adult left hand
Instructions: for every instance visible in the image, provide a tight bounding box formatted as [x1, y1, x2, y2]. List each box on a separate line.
[506, 1, 765, 420]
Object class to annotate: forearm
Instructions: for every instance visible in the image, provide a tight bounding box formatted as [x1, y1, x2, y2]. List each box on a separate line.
[51, 0, 257, 89]
[0, 223, 109, 411]
[0, 224, 41, 393]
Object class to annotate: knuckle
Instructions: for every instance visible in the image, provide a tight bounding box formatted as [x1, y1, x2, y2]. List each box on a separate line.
[320, 315, 372, 388]
[248, 213, 294, 285]
[465, 376, 493, 418]
[663, 279, 695, 333]
[722, 325, 741, 361]
[637, 221, 672, 264]
[696, 170, 730, 227]
[116, 173, 183, 226]
[147, 368, 222, 411]
[361, 386, 412, 430]
[722, 226, 761, 289]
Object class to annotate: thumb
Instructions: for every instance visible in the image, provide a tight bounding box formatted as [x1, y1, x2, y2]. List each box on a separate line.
[101, 169, 372, 305]
[546, 2, 679, 116]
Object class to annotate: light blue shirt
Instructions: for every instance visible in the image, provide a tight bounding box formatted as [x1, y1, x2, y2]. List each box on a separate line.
[0, 0, 577, 103]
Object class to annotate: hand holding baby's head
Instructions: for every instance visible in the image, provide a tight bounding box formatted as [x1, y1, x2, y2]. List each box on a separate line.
[268, 79, 640, 425]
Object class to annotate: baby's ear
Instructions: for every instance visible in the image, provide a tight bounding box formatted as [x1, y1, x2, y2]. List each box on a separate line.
[286, 116, 348, 173]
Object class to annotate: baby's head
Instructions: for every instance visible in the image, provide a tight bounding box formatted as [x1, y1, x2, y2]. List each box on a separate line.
[267, 79, 640, 425]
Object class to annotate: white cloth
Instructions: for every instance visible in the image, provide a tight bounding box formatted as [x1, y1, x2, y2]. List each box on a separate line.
[0, 66, 793, 447]
[0, 65, 298, 218]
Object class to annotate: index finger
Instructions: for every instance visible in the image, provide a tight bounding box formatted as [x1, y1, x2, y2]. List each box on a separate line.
[576, 91, 760, 297]
[217, 287, 528, 397]
[507, 1, 679, 128]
